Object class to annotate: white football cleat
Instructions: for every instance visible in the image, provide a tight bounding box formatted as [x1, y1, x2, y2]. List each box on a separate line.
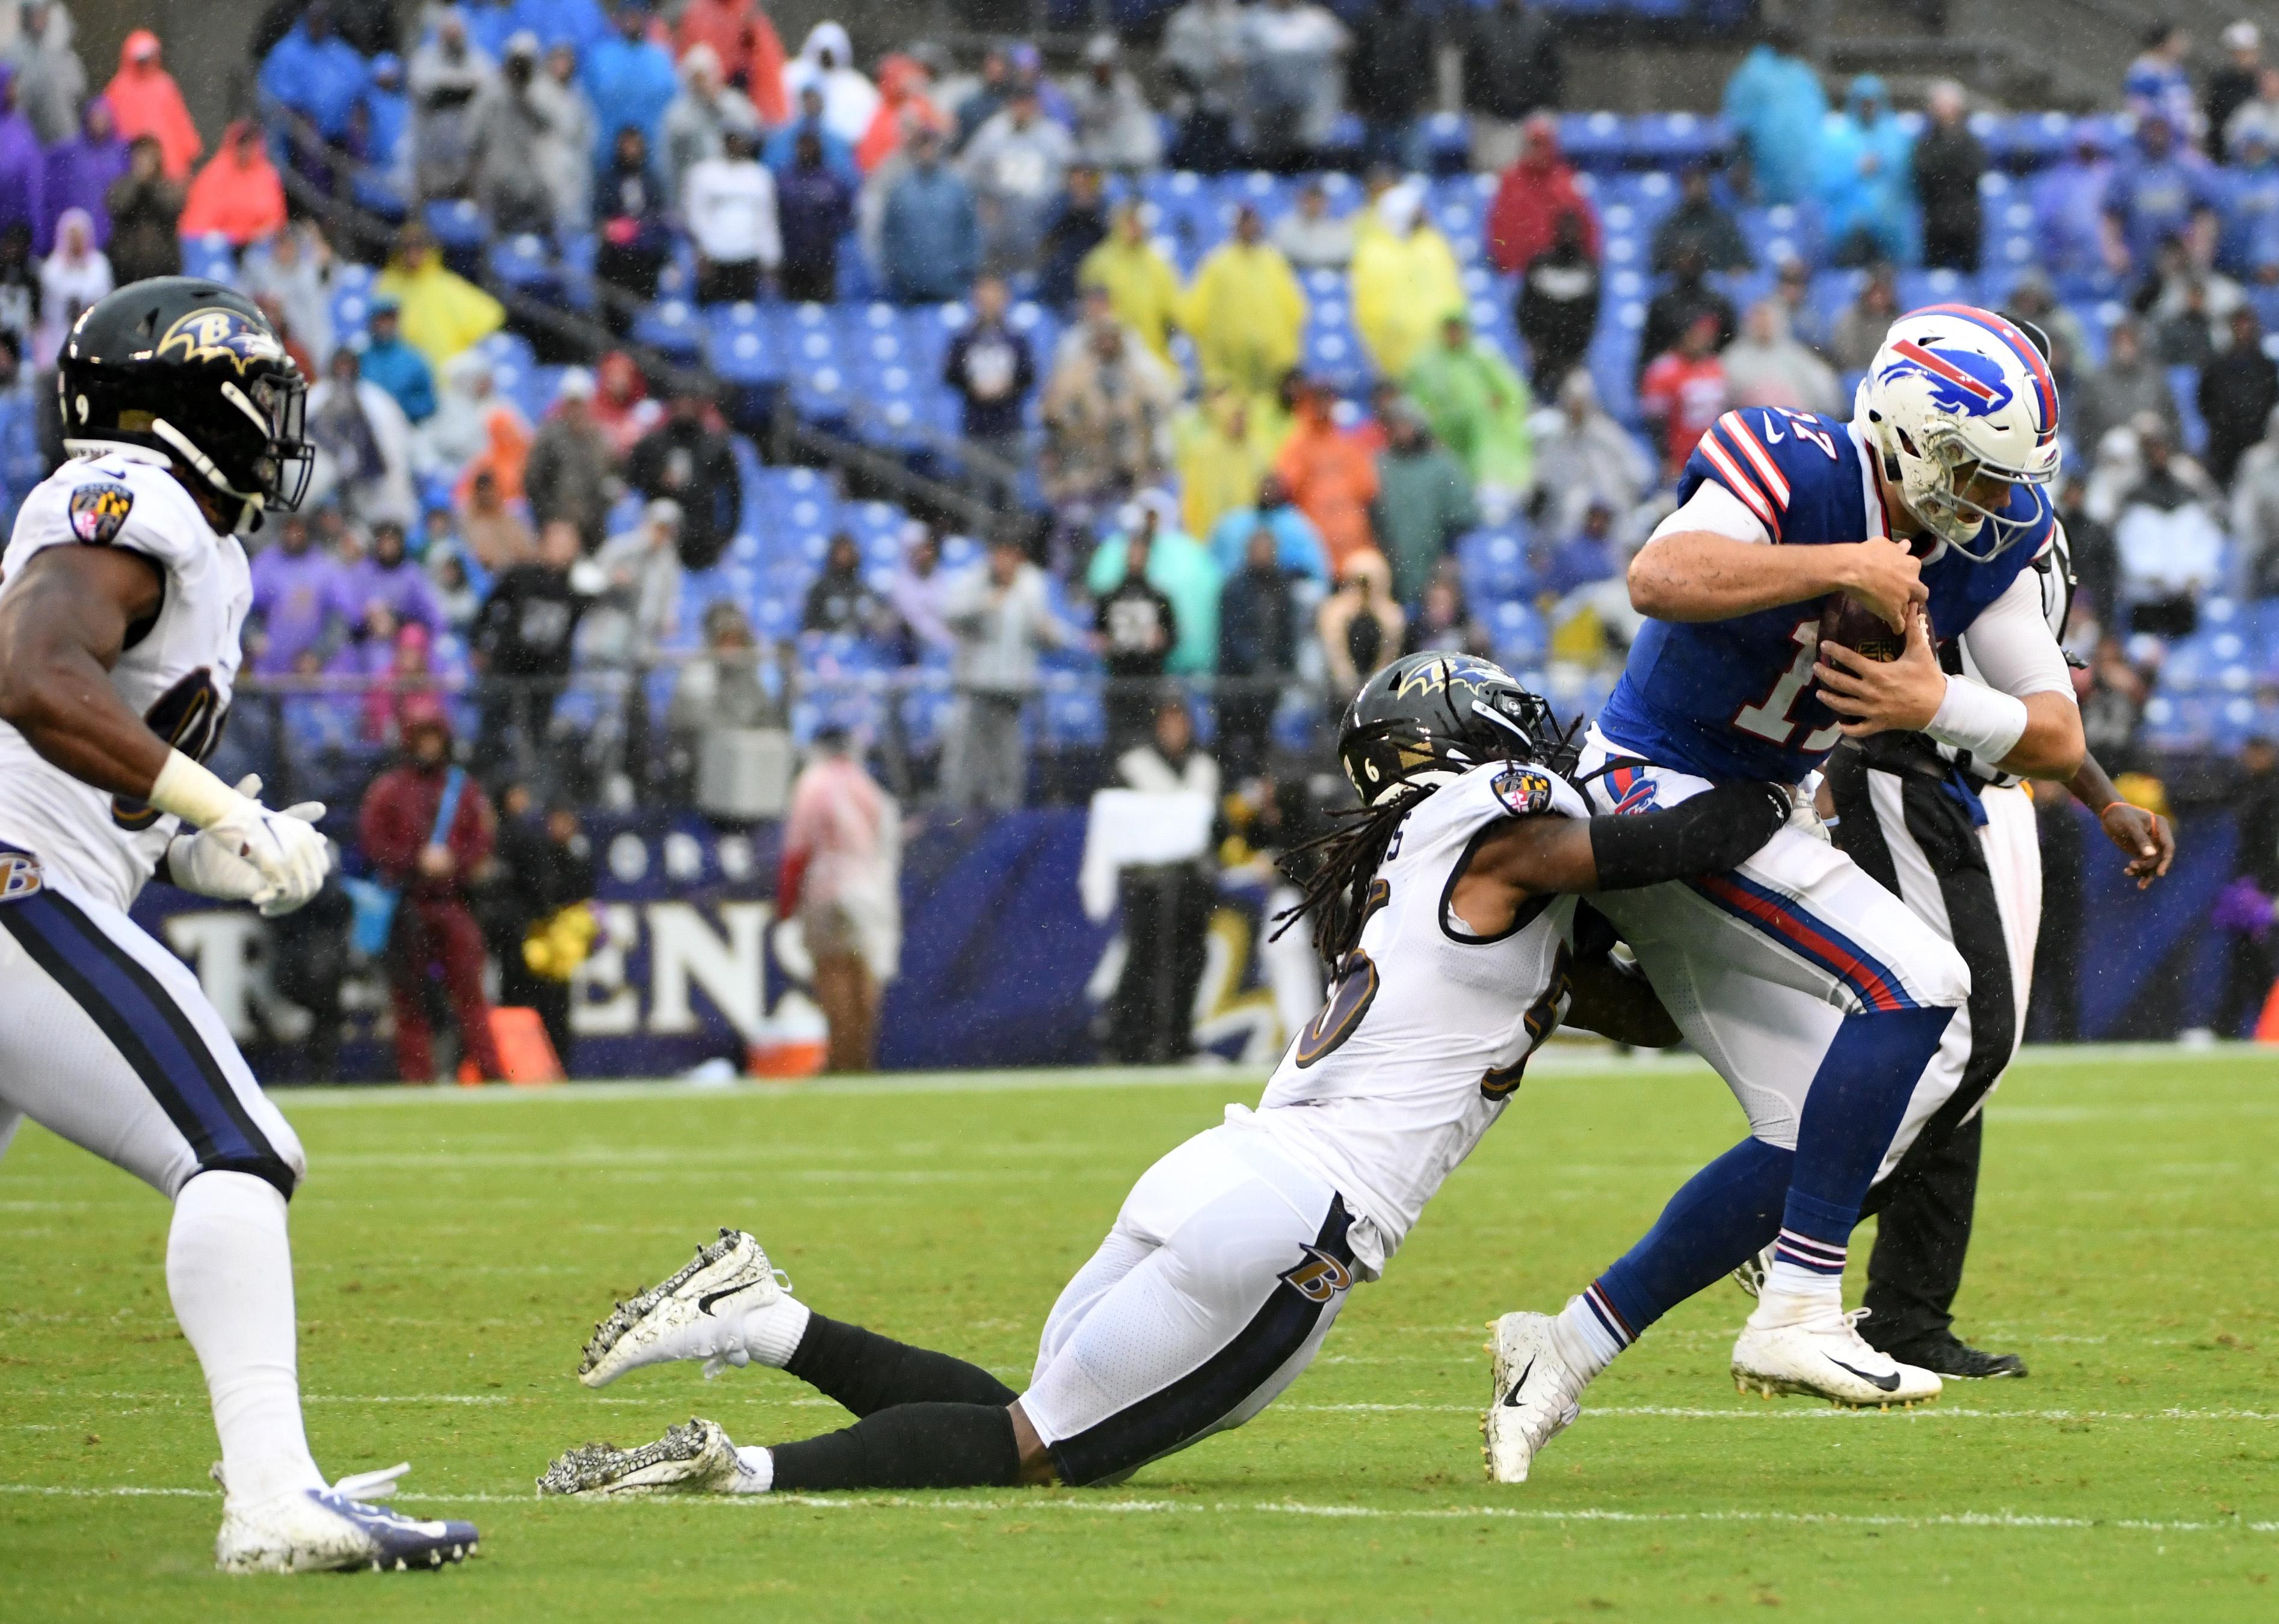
[1732, 1308, 1942, 1408]
[214, 1463, 478, 1573]
[579, 1228, 789, 1388]
[537, 1418, 755, 1497]
[1731, 1242, 1774, 1299]
[1481, 1311, 1585, 1484]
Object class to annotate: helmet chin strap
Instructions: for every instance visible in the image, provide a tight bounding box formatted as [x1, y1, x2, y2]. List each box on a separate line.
[148, 415, 265, 534]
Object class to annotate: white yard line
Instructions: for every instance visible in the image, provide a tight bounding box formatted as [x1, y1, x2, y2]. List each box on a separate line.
[15, 1389, 2274, 1424]
[263, 1043, 2279, 1111]
[0, 1482, 2269, 1533]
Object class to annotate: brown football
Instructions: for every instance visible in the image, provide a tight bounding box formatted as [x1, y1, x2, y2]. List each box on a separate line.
[1817, 595, 1907, 663]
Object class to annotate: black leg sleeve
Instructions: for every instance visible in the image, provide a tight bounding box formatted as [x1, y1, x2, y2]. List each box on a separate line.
[783, 1314, 1020, 1418]
[769, 1402, 1022, 1492]
[1862, 1111, 1984, 1346]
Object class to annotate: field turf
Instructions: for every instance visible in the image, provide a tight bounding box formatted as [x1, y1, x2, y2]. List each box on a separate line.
[3, 1047, 2276, 1622]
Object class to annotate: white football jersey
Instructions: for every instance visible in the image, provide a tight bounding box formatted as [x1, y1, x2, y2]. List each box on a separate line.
[0, 444, 250, 912]
[1247, 758, 1590, 1275]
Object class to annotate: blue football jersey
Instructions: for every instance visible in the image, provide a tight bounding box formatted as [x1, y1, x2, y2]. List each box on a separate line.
[1596, 408, 2050, 784]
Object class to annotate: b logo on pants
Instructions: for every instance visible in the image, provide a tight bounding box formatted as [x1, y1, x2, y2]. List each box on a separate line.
[1279, 1244, 1354, 1303]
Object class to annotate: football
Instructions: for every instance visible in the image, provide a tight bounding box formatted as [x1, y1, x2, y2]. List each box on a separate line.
[1817, 594, 1908, 663]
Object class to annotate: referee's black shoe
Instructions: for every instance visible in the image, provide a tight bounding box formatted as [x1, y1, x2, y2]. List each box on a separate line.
[1869, 1328, 2028, 1380]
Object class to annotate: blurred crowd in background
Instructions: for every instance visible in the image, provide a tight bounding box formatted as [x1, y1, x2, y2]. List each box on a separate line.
[5, 2, 2279, 1069]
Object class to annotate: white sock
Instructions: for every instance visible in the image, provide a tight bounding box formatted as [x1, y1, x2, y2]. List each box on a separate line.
[1751, 1252, 1846, 1327]
[739, 1296, 812, 1368]
[729, 1445, 774, 1492]
[1551, 1293, 1626, 1381]
[166, 1172, 324, 1506]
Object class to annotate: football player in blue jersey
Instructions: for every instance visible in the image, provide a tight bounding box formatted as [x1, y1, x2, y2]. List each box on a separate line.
[1486, 306, 2090, 1479]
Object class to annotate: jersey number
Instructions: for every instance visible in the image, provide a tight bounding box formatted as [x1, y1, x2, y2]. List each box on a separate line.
[1294, 879, 1390, 1068]
[1480, 944, 1572, 1100]
[1732, 619, 1841, 752]
[113, 667, 226, 831]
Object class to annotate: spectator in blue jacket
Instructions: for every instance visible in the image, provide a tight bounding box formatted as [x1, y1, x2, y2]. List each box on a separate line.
[1720, 27, 1825, 208]
[582, 1, 679, 166]
[356, 52, 411, 178]
[510, 0, 611, 56]
[2219, 114, 2279, 283]
[776, 128, 854, 303]
[260, 2, 371, 144]
[2124, 22, 2201, 149]
[880, 128, 980, 304]
[359, 297, 439, 425]
[1206, 474, 1328, 582]
[1815, 74, 1916, 266]
[2032, 126, 2118, 281]
[2104, 112, 2218, 277]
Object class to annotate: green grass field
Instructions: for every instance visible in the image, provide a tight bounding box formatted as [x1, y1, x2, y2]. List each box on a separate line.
[3, 1048, 2276, 1622]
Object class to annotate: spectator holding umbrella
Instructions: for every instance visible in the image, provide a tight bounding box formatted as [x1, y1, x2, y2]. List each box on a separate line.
[779, 727, 901, 1074]
[359, 699, 507, 1084]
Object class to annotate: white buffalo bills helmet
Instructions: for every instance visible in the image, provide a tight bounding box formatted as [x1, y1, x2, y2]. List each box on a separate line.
[1858, 304, 2061, 560]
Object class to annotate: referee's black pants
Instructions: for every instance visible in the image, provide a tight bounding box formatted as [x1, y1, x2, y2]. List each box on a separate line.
[1825, 748, 2020, 1349]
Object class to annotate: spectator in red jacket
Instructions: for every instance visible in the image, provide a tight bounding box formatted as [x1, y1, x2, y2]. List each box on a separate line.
[358, 699, 505, 1083]
[1638, 310, 1730, 480]
[1486, 112, 1599, 275]
[177, 120, 286, 246]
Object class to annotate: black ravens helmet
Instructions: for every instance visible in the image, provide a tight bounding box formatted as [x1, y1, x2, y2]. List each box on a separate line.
[58, 277, 312, 529]
[1337, 653, 1575, 807]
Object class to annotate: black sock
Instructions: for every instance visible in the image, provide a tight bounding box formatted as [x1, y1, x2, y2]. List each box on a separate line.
[783, 1313, 1019, 1417]
[769, 1402, 1022, 1491]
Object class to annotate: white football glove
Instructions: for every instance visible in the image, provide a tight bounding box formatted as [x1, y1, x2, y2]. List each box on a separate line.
[169, 775, 332, 917]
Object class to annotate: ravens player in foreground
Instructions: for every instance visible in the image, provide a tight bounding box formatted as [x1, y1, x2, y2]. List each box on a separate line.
[538, 654, 1790, 1498]
[0, 281, 476, 1572]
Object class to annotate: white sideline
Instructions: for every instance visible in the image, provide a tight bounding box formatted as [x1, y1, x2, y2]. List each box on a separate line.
[0, 1483, 2270, 1533]
[264, 1042, 2279, 1109]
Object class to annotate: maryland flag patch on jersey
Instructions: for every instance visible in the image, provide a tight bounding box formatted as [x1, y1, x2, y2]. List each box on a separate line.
[1491, 766, 1555, 817]
[68, 479, 134, 544]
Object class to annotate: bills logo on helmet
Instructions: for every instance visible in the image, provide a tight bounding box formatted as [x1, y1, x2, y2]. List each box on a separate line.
[151, 307, 286, 375]
[0, 851, 44, 901]
[67, 479, 134, 544]
[1879, 339, 2014, 419]
[1492, 766, 1554, 816]
[1278, 1244, 1355, 1304]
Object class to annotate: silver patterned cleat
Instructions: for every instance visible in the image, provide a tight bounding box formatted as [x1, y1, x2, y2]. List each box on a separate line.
[578, 1228, 789, 1388]
[537, 1418, 753, 1497]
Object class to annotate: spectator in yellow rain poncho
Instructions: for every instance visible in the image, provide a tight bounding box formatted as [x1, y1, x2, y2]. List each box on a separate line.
[374, 222, 506, 369]
[1404, 307, 1534, 517]
[1180, 203, 1306, 402]
[1078, 201, 1183, 367]
[1349, 179, 1462, 381]
[1171, 381, 1287, 541]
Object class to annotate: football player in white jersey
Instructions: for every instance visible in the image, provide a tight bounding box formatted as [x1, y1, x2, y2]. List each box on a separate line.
[0, 281, 476, 1572]
[534, 654, 1792, 1499]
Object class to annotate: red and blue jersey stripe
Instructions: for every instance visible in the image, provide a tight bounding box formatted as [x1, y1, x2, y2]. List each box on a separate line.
[1687, 870, 1919, 1013]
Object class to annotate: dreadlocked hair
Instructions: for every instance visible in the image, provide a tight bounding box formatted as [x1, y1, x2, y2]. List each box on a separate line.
[1271, 784, 1436, 964]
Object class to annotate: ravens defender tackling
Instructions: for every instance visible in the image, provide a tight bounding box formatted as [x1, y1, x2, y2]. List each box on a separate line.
[536, 654, 1789, 1499]
[0, 281, 476, 1572]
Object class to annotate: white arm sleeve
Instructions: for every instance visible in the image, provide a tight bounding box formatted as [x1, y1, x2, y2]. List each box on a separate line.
[1957, 567, 2076, 700]
[1645, 479, 1772, 547]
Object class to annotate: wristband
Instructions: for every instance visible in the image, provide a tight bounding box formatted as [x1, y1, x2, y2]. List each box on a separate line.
[147, 749, 254, 830]
[1923, 676, 2028, 765]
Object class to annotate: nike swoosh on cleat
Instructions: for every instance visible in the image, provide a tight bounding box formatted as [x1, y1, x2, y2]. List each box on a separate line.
[1502, 1356, 1535, 1406]
[1827, 1358, 1902, 1392]
[696, 1282, 754, 1316]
